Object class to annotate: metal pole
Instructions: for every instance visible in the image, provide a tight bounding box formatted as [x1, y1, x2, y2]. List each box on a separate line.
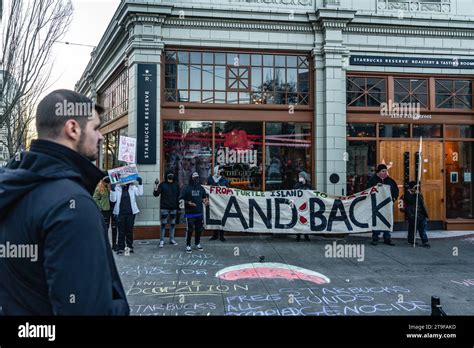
[413, 137, 423, 248]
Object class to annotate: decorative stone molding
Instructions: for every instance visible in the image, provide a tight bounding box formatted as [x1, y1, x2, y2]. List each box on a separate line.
[125, 14, 166, 31]
[377, 0, 452, 14]
[230, 0, 313, 7]
[344, 23, 474, 38]
[163, 18, 314, 32]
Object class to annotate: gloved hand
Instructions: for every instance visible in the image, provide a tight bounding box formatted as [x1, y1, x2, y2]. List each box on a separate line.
[111, 184, 116, 191]
[137, 177, 143, 185]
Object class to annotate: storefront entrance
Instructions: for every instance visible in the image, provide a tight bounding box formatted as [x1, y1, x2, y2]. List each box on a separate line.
[380, 140, 444, 228]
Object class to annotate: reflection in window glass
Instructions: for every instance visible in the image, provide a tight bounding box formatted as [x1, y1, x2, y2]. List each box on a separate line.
[189, 65, 201, 89]
[265, 123, 312, 191]
[445, 125, 474, 138]
[178, 65, 188, 90]
[413, 125, 442, 138]
[104, 127, 129, 170]
[379, 124, 410, 138]
[347, 123, 376, 137]
[347, 141, 377, 195]
[163, 121, 213, 190]
[445, 142, 474, 219]
[190, 52, 201, 64]
[215, 53, 226, 65]
[215, 66, 226, 90]
[202, 66, 214, 90]
[202, 91, 214, 104]
[215, 122, 263, 191]
[263, 55, 273, 66]
[165, 50, 311, 105]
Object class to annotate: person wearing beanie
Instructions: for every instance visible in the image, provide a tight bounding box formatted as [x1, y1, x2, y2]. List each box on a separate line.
[181, 172, 209, 253]
[294, 171, 312, 242]
[366, 163, 399, 246]
[404, 181, 430, 248]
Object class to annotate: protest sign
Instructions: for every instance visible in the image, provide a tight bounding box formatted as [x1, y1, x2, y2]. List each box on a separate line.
[118, 136, 137, 164]
[108, 164, 139, 185]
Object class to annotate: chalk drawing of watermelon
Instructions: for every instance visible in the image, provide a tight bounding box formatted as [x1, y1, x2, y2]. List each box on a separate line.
[215, 263, 330, 285]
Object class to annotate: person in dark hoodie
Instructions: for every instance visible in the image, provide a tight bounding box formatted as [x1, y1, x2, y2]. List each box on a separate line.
[153, 171, 180, 247]
[294, 171, 311, 242]
[404, 181, 430, 248]
[0, 90, 129, 316]
[207, 165, 230, 242]
[181, 172, 209, 254]
[366, 164, 399, 246]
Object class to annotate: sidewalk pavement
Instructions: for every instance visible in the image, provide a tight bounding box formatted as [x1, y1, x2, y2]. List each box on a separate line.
[114, 233, 474, 316]
[353, 230, 474, 239]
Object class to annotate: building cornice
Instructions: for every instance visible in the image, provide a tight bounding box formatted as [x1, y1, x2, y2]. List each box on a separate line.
[344, 23, 474, 38]
[163, 17, 314, 32]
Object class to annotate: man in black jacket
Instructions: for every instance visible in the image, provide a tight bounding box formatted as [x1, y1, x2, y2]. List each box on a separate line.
[154, 170, 180, 247]
[181, 172, 209, 254]
[366, 164, 399, 246]
[0, 90, 129, 315]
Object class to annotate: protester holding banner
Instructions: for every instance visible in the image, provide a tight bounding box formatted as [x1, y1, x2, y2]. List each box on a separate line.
[110, 178, 144, 254]
[367, 164, 399, 246]
[153, 171, 180, 248]
[294, 171, 311, 242]
[181, 172, 209, 253]
[404, 181, 430, 248]
[207, 165, 230, 242]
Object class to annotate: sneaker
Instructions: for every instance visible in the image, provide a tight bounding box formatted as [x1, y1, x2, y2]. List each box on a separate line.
[170, 240, 178, 246]
[185, 245, 192, 254]
[116, 250, 124, 255]
[370, 240, 378, 246]
[195, 244, 204, 251]
[384, 240, 395, 246]
[128, 247, 134, 253]
[209, 236, 218, 241]
[422, 243, 431, 248]
[159, 241, 164, 248]
[219, 237, 227, 242]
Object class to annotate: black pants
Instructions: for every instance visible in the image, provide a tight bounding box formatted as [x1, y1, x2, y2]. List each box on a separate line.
[101, 210, 118, 247]
[408, 217, 429, 244]
[186, 217, 203, 247]
[212, 230, 225, 238]
[118, 214, 136, 250]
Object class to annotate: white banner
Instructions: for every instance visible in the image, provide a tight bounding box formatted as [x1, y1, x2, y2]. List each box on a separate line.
[204, 185, 393, 234]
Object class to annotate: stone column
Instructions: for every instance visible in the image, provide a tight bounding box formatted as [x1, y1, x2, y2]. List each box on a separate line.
[125, 14, 166, 226]
[311, 8, 354, 196]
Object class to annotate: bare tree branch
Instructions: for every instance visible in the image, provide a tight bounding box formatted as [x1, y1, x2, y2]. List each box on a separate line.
[0, 0, 73, 159]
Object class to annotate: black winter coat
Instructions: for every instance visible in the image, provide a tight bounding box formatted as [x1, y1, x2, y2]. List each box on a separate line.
[0, 140, 129, 315]
[366, 174, 400, 201]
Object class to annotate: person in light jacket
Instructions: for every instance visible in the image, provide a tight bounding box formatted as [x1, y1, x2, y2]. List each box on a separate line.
[110, 178, 144, 254]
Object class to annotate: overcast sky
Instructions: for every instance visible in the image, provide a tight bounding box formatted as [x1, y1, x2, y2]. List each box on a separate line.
[48, 0, 121, 93]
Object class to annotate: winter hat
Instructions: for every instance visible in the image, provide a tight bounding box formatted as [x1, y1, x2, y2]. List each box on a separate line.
[376, 164, 388, 173]
[299, 171, 310, 182]
[192, 172, 199, 178]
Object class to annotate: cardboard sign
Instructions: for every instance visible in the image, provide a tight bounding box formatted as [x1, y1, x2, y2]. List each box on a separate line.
[118, 136, 137, 164]
[108, 164, 139, 185]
